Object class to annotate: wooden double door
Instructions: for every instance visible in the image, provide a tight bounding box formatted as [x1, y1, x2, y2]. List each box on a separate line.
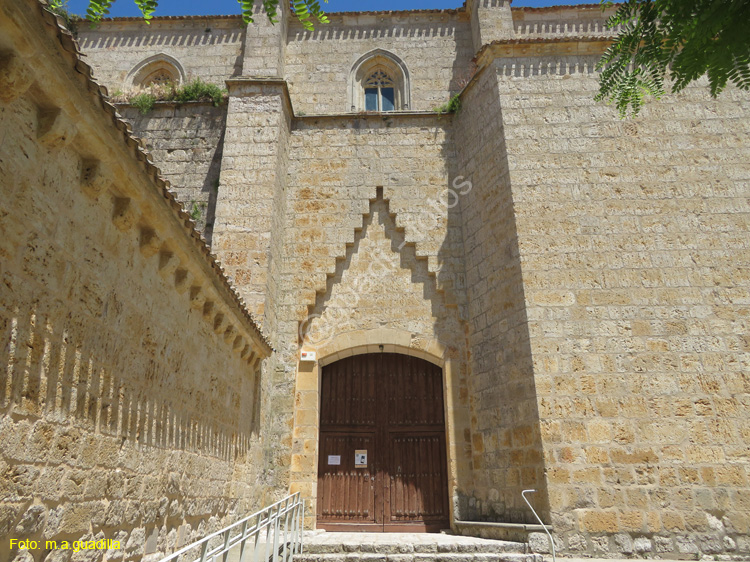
[317, 353, 449, 532]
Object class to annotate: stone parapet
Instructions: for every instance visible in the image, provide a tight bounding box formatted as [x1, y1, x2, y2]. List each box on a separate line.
[77, 16, 244, 91]
[511, 4, 619, 40]
[467, 0, 515, 54]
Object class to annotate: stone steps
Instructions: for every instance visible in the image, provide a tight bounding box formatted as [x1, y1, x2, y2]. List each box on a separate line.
[294, 553, 542, 562]
[295, 532, 542, 562]
[299, 542, 529, 554]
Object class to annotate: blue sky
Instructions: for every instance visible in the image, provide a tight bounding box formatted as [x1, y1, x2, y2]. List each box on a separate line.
[65, 0, 594, 18]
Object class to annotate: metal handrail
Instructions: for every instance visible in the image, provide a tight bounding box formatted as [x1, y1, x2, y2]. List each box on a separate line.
[522, 489, 556, 562]
[157, 493, 305, 562]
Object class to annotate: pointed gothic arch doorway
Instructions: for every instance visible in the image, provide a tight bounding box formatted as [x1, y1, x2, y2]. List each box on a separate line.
[316, 353, 449, 532]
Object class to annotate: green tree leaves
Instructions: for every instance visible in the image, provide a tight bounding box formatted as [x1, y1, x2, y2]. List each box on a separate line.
[82, 0, 328, 28]
[596, 0, 750, 117]
[291, 0, 330, 30]
[86, 0, 115, 21]
[134, 0, 158, 21]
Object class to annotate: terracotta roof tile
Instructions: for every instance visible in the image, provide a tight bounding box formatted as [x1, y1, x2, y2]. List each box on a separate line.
[512, 3, 615, 11]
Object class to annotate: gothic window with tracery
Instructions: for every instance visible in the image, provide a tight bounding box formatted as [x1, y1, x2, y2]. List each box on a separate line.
[350, 50, 410, 112]
[127, 55, 185, 90]
[364, 69, 396, 111]
[143, 68, 176, 87]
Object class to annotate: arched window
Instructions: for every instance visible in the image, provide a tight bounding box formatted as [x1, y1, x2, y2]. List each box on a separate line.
[126, 54, 186, 89]
[349, 50, 410, 112]
[364, 69, 396, 111]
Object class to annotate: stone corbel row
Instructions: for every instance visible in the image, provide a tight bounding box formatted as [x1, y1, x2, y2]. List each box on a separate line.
[0, 50, 264, 371]
[137, 225, 263, 370]
[106, 175, 264, 371]
[0, 51, 34, 104]
[122, 200, 263, 370]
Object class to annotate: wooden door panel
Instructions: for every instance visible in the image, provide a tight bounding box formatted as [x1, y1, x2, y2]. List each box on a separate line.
[317, 353, 448, 531]
[320, 353, 376, 428]
[388, 433, 448, 522]
[386, 354, 445, 427]
[317, 433, 377, 523]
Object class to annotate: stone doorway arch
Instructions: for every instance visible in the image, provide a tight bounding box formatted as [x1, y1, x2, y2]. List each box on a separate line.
[290, 329, 470, 531]
[317, 352, 449, 532]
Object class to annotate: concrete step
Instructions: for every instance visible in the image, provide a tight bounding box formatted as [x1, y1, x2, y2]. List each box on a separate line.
[300, 542, 529, 554]
[296, 532, 542, 562]
[294, 553, 542, 562]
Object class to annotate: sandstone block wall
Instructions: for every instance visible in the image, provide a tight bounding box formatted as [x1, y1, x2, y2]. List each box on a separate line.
[511, 5, 617, 40]
[284, 115, 466, 311]
[285, 11, 474, 114]
[453, 60, 548, 525]
[32, 1, 750, 558]
[241, 4, 289, 78]
[468, 0, 513, 51]
[212, 80, 293, 322]
[281, 115, 474, 521]
[78, 9, 478, 116]
[484, 49, 750, 557]
[209, 80, 296, 507]
[119, 102, 227, 241]
[78, 17, 244, 90]
[0, 2, 269, 561]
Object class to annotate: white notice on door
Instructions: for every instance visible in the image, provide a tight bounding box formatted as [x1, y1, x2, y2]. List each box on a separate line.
[327, 455, 341, 465]
[355, 450, 367, 467]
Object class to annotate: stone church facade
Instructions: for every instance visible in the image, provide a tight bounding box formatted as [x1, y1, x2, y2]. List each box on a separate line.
[1, 0, 750, 560]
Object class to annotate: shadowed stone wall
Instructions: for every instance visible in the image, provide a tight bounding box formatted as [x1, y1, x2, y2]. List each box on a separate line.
[118, 102, 227, 242]
[453, 61, 548, 527]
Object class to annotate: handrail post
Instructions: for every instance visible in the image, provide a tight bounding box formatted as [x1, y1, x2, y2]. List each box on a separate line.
[238, 519, 249, 562]
[221, 526, 231, 562]
[272, 502, 282, 562]
[252, 510, 264, 562]
[291, 495, 300, 556]
[281, 497, 290, 562]
[263, 507, 273, 562]
[300, 498, 305, 555]
[153, 494, 302, 562]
